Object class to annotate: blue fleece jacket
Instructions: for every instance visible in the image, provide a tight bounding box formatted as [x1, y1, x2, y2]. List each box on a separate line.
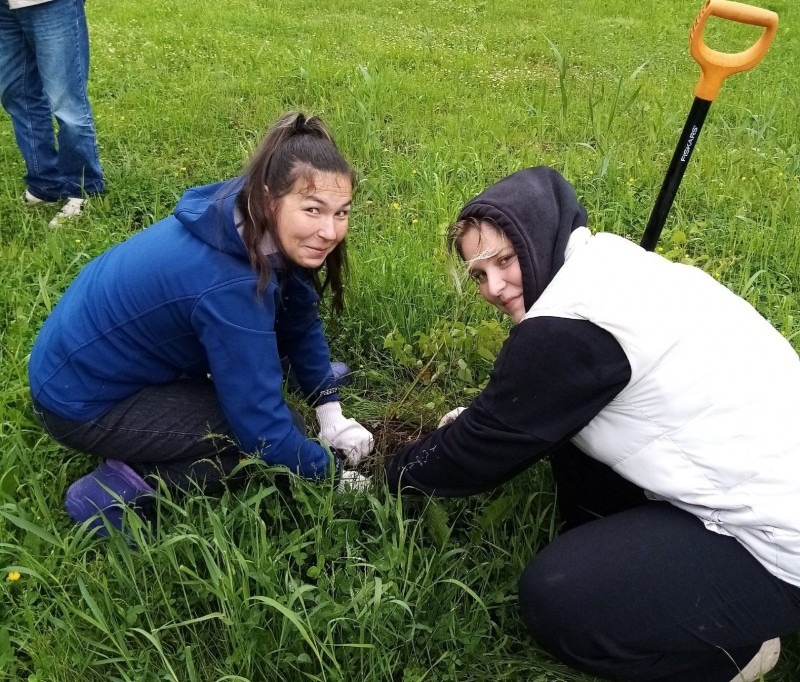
[29, 178, 339, 478]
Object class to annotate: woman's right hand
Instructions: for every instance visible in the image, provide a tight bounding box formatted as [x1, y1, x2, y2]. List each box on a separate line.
[316, 402, 374, 467]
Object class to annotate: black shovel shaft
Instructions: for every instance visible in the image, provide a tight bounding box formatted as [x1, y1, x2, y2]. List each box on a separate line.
[640, 97, 712, 252]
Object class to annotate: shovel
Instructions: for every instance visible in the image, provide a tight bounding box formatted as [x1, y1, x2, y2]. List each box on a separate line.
[639, 0, 778, 252]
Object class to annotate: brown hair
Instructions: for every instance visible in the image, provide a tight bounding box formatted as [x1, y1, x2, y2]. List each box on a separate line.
[446, 216, 503, 261]
[236, 112, 355, 314]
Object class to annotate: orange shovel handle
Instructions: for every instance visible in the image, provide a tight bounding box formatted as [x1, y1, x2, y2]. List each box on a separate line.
[690, 0, 778, 100]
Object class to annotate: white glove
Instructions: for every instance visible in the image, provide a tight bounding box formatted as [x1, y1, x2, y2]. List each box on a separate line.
[316, 401, 374, 468]
[437, 406, 467, 429]
[336, 469, 372, 493]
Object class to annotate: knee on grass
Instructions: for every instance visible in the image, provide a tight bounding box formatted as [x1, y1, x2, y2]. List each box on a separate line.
[517, 556, 630, 678]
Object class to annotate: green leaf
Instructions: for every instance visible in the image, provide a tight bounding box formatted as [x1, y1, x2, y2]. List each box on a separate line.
[0, 509, 62, 548]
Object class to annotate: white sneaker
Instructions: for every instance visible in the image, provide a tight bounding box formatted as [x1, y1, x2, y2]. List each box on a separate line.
[22, 190, 56, 206]
[49, 197, 87, 228]
[729, 638, 780, 682]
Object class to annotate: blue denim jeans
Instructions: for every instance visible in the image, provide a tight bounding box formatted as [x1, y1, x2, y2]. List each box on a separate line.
[0, 0, 104, 200]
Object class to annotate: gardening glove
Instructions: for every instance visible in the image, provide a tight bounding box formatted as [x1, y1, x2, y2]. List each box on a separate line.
[316, 401, 374, 468]
[336, 469, 372, 493]
[438, 406, 467, 429]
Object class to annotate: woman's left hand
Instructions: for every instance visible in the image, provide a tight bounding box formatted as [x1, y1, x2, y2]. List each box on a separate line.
[437, 406, 467, 428]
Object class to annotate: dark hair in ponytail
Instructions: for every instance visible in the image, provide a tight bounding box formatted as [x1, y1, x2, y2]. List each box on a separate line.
[236, 112, 355, 314]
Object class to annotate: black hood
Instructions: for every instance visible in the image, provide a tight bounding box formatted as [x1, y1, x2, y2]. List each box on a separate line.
[458, 167, 588, 309]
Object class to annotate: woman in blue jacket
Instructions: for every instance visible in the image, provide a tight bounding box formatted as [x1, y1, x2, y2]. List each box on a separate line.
[29, 111, 373, 535]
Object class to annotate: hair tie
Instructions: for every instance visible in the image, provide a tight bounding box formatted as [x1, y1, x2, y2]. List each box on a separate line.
[292, 113, 307, 134]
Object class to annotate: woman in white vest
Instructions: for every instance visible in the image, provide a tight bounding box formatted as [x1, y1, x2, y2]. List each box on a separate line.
[384, 167, 800, 682]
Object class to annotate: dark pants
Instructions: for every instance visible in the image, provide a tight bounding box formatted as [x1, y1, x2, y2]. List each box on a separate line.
[33, 377, 305, 494]
[519, 443, 800, 681]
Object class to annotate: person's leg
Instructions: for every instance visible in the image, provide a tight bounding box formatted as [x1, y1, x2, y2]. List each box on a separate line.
[22, 0, 104, 198]
[0, 3, 62, 201]
[518, 502, 800, 682]
[38, 378, 244, 494]
[36, 378, 310, 534]
[35, 378, 239, 534]
[549, 441, 649, 530]
[38, 377, 311, 492]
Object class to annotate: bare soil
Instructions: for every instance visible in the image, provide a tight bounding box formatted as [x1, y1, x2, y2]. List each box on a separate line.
[360, 418, 428, 474]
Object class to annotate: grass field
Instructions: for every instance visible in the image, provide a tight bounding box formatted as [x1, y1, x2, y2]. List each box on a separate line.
[1, 0, 799, 679]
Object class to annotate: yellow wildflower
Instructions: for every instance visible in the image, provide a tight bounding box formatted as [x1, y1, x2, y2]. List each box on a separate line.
[7, 571, 21, 582]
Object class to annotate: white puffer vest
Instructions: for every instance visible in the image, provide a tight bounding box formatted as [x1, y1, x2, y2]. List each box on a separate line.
[525, 228, 800, 586]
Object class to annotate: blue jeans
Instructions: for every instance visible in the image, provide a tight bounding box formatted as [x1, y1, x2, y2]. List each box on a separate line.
[0, 0, 104, 200]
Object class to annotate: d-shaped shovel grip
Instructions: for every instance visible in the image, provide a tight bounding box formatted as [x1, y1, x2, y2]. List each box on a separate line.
[691, 0, 778, 101]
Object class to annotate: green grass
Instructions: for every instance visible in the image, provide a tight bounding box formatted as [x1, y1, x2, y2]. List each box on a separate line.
[2, 0, 800, 679]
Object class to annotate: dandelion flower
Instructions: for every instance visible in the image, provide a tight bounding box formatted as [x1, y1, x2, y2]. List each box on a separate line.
[7, 571, 20, 582]
[392, 202, 399, 210]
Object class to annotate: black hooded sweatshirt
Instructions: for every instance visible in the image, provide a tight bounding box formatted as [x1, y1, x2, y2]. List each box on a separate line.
[384, 167, 632, 496]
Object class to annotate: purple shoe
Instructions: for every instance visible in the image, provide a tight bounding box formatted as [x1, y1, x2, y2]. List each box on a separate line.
[65, 460, 155, 537]
[331, 362, 353, 387]
[283, 360, 354, 389]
